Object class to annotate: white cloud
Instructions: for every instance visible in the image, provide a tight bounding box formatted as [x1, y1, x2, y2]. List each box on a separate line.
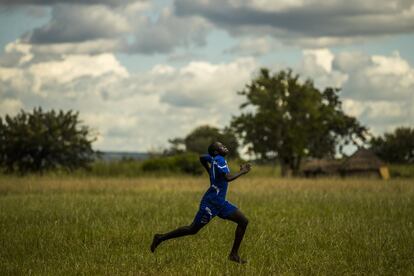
[29, 39, 122, 56]
[29, 53, 128, 84]
[175, 0, 414, 47]
[14, 2, 211, 56]
[0, 98, 24, 116]
[224, 36, 276, 56]
[24, 4, 131, 44]
[338, 52, 414, 102]
[243, 0, 305, 12]
[125, 7, 211, 54]
[296, 49, 414, 135]
[302, 48, 334, 72]
[371, 52, 414, 76]
[0, 42, 257, 151]
[342, 99, 412, 135]
[0, 0, 140, 6]
[299, 48, 348, 88]
[158, 58, 256, 108]
[1, 38, 413, 152]
[4, 40, 33, 65]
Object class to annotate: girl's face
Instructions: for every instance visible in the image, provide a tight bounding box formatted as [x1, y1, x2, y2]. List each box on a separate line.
[215, 142, 229, 156]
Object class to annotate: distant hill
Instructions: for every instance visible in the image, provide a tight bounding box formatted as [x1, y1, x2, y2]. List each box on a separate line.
[96, 151, 149, 162]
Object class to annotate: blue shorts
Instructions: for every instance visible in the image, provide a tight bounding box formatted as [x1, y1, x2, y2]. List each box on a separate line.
[192, 198, 237, 226]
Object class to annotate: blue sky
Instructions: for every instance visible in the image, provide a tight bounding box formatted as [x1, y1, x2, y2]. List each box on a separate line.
[1, 0, 413, 153]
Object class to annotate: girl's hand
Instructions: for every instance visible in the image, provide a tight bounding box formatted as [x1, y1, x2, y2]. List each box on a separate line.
[240, 163, 251, 174]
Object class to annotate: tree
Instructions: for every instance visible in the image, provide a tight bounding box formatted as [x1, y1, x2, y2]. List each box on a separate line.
[231, 68, 367, 176]
[0, 108, 96, 174]
[166, 138, 186, 155]
[370, 127, 414, 163]
[168, 125, 239, 158]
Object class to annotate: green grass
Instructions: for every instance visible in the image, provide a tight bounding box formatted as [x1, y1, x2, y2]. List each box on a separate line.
[389, 164, 414, 178]
[1, 176, 413, 275]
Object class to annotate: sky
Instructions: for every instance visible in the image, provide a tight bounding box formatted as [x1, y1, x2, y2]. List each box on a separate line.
[0, 0, 413, 153]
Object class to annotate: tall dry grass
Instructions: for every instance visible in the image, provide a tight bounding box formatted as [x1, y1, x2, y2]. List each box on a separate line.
[1, 176, 413, 275]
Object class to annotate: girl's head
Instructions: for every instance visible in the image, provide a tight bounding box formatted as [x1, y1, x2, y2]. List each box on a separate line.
[208, 141, 229, 156]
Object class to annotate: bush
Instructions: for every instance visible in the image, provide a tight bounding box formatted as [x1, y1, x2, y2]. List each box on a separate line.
[87, 160, 144, 177]
[389, 164, 414, 178]
[142, 153, 203, 175]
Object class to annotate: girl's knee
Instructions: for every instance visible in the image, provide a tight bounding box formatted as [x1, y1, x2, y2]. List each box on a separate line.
[188, 224, 202, 235]
[239, 217, 249, 228]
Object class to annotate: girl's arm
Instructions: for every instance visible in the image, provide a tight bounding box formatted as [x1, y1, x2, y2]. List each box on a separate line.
[225, 163, 251, 182]
[199, 155, 211, 174]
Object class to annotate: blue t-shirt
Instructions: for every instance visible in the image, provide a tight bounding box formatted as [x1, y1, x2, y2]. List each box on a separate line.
[200, 154, 230, 202]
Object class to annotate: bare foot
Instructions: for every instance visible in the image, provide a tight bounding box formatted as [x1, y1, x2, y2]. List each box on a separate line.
[228, 254, 247, 264]
[150, 234, 162, 253]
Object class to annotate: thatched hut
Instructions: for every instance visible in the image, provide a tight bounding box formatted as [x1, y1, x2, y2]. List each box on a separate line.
[301, 158, 342, 177]
[341, 148, 389, 179]
[300, 148, 390, 179]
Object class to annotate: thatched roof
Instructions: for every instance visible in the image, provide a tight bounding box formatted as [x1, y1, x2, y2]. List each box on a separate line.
[301, 158, 342, 174]
[342, 148, 384, 171]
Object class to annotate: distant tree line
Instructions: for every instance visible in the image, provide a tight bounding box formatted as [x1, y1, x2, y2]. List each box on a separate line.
[1, 69, 413, 176]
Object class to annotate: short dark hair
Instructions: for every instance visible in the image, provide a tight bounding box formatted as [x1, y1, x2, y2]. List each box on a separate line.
[208, 142, 218, 156]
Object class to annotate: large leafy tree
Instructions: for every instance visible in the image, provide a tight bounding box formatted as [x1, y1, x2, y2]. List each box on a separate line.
[0, 108, 96, 174]
[370, 127, 414, 163]
[168, 125, 239, 158]
[231, 69, 367, 176]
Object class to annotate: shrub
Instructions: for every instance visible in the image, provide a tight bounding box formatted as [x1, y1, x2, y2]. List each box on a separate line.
[142, 152, 203, 175]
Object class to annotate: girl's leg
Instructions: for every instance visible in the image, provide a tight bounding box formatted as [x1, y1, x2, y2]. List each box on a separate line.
[224, 209, 249, 263]
[150, 222, 205, 252]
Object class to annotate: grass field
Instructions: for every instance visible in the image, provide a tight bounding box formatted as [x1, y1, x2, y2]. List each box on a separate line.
[1, 176, 413, 275]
